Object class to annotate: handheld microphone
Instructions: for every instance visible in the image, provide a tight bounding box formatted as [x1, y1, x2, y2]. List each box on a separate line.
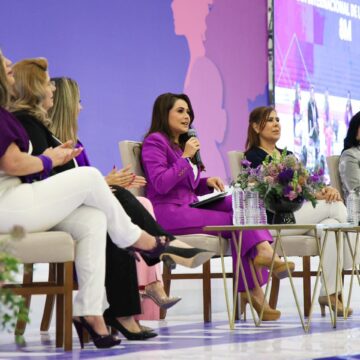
[187, 128, 204, 169]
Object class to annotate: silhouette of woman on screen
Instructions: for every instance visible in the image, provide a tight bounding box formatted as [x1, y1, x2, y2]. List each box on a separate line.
[171, 0, 227, 178]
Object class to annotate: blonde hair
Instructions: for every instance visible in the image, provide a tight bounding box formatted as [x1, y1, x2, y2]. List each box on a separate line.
[48, 77, 79, 143]
[0, 50, 10, 108]
[11, 58, 51, 127]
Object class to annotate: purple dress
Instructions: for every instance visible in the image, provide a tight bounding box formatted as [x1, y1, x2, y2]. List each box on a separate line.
[141, 132, 272, 291]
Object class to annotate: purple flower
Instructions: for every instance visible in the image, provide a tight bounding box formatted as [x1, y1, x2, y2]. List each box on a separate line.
[283, 185, 298, 200]
[309, 174, 320, 183]
[241, 159, 252, 167]
[278, 168, 294, 184]
[317, 168, 324, 176]
[283, 185, 293, 196]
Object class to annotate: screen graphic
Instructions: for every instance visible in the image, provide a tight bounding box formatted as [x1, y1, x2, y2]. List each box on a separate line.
[274, 0, 360, 170]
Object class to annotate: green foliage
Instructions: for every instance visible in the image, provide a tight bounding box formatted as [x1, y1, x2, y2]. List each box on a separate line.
[0, 227, 29, 343]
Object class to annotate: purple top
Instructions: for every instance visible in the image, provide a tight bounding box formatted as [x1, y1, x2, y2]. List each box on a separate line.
[141, 132, 211, 206]
[0, 107, 31, 191]
[75, 140, 90, 167]
[0, 107, 29, 157]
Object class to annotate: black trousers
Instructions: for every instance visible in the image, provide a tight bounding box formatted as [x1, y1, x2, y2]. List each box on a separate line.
[104, 186, 174, 317]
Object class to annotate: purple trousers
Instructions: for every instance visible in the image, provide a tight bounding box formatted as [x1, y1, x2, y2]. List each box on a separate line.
[153, 195, 273, 291]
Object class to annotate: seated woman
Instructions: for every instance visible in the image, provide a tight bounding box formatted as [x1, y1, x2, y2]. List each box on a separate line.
[0, 50, 183, 349]
[141, 92, 295, 320]
[48, 77, 180, 326]
[339, 111, 360, 200]
[245, 105, 354, 316]
[10, 62, 210, 339]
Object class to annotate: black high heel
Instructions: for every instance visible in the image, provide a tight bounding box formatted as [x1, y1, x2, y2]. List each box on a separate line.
[129, 237, 215, 269]
[72, 317, 121, 349]
[127, 236, 169, 260]
[104, 315, 158, 340]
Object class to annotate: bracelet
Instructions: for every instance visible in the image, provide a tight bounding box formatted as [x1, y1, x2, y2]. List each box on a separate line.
[37, 155, 53, 179]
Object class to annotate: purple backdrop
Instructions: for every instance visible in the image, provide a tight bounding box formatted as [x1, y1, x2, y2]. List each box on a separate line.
[1, 0, 268, 179]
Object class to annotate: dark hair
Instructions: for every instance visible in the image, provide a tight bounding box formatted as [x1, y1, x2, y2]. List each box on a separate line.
[0, 51, 9, 108]
[144, 92, 194, 149]
[343, 111, 360, 152]
[245, 106, 275, 150]
[143, 92, 206, 170]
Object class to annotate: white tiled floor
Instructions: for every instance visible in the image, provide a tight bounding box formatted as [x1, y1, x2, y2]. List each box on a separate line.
[1, 258, 360, 359]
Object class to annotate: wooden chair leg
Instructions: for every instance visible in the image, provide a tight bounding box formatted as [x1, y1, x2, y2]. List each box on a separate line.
[56, 263, 64, 348]
[15, 264, 33, 336]
[64, 262, 73, 351]
[269, 276, 280, 309]
[40, 263, 56, 332]
[203, 260, 211, 323]
[303, 256, 311, 317]
[160, 263, 172, 319]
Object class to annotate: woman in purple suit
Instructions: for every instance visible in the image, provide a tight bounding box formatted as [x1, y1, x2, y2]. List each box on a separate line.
[141, 93, 295, 320]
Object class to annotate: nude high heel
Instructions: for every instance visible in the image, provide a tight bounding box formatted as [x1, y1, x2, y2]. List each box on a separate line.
[141, 281, 181, 309]
[253, 255, 295, 279]
[318, 294, 353, 317]
[240, 292, 281, 321]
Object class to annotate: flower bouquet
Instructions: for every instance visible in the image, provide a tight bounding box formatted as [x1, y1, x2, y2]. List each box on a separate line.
[236, 150, 325, 223]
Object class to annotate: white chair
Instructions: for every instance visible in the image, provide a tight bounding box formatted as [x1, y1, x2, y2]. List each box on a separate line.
[227, 150, 319, 316]
[119, 140, 232, 322]
[326, 155, 344, 200]
[2, 231, 74, 351]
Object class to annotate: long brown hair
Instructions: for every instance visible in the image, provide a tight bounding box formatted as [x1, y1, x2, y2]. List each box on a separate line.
[245, 106, 275, 150]
[143, 92, 205, 170]
[49, 77, 79, 144]
[144, 92, 194, 149]
[10, 58, 51, 127]
[0, 50, 10, 108]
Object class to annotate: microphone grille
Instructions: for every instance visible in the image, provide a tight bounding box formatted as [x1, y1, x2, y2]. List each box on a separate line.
[187, 128, 197, 137]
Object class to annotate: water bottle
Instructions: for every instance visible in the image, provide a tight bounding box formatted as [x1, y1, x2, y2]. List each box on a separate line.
[232, 184, 245, 225]
[244, 189, 261, 224]
[259, 198, 268, 224]
[347, 190, 359, 225]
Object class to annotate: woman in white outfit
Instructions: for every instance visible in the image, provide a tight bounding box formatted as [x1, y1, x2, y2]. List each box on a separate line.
[0, 50, 201, 349]
[244, 106, 355, 316]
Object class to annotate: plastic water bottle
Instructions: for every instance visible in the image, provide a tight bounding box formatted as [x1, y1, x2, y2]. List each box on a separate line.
[347, 190, 359, 225]
[244, 189, 261, 224]
[259, 198, 268, 224]
[232, 184, 245, 225]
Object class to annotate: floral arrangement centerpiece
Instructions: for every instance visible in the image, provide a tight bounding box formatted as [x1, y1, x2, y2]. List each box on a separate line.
[236, 150, 325, 223]
[0, 226, 29, 343]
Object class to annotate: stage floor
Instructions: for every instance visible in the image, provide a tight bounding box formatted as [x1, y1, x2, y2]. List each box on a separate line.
[1, 260, 360, 359]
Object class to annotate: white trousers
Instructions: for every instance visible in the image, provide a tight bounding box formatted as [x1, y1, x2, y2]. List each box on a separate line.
[293, 200, 359, 296]
[0, 167, 142, 315]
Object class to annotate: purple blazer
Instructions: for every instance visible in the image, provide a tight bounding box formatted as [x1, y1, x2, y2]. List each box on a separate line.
[141, 132, 211, 207]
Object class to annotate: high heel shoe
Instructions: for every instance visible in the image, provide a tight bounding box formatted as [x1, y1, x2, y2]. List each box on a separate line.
[318, 294, 353, 317]
[141, 281, 181, 309]
[254, 255, 295, 279]
[160, 246, 215, 268]
[129, 236, 215, 268]
[136, 322, 155, 333]
[104, 315, 158, 340]
[240, 292, 281, 321]
[72, 317, 121, 349]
